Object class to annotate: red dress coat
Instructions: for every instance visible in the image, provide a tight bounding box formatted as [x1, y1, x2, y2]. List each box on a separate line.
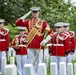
[69, 31, 75, 51]
[50, 32, 70, 56]
[64, 31, 75, 52]
[12, 34, 28, 55]
[0, 28, 10, 51]
[15, 18, 53, 49]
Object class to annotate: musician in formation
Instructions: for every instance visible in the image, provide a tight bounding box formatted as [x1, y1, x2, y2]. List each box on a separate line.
[15, 7, 53, 75]
[48, 22, 71, 75]
[12, 26, 28, 75]
[63, 23, 75, 75]
[0, 19, 10, 75]
[0, 6, 76, 75]
[63, 23, 75, 63]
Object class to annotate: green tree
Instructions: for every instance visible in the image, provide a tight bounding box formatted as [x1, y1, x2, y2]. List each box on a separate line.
[0, 0, 76, 32]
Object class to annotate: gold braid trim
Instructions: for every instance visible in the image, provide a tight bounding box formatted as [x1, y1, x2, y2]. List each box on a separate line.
[26, 20, 43, 47]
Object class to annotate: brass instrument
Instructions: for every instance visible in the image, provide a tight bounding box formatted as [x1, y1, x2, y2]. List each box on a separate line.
[15, 37, 19, 50]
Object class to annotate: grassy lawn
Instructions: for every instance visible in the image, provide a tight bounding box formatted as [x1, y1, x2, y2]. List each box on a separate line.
[47, 67, 50, 75]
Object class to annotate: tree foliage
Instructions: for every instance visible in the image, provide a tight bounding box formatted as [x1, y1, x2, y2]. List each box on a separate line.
[0, 0, 76, 32]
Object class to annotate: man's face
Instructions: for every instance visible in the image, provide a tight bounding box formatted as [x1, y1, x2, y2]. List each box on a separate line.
[19, 30, 25, 36]
[56, 27, 63, 33]
[32, 11, 39, 18]
[20, 30, 25, 34]
[63, 26, 69, 31]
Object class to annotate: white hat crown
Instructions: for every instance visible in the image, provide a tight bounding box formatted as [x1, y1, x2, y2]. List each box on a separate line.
[63, 23, 70, 26]
[30, 7, 40, 11]
[18, 26, 26, 31]
[0, 19, 5, 23]
[54, 22, 64, 27]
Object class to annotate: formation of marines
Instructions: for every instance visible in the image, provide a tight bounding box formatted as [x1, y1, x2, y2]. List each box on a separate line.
[0, 7, 75, 75]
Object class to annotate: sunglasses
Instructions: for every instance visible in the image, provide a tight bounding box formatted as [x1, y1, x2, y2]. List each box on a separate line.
[32, 11, 38, 13]
[0, 22, 3, 24]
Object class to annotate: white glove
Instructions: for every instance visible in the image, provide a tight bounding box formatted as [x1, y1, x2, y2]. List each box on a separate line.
[20, 11, 32, 20]
[40, 35, 51, 46]
[40, 40, 47, 46]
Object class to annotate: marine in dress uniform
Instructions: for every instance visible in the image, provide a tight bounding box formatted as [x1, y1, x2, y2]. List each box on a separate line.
[63, 23, 75, 75]
[12, 27, 28, 75]
[63, 23, 75, 55]
[63, 23, 75, 62]
[0, 19, 10, 75]
[15, 7, 53, 75]
[49, 22, 70, 75]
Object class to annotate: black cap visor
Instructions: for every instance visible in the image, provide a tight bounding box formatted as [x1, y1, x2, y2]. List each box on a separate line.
[55, 26, 62, 28]
[32, 10, 38, 13]
[19, 29, 25, 31]
[0, 22, 3, 24]
[63, 26, 68, 28]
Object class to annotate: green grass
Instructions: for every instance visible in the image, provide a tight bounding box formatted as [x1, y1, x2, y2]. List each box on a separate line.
[72, 60, 76, 64]
[47, 67, 50, 75]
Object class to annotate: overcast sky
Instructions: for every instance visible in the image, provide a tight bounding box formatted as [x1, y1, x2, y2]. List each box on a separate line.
[65, 0, 76, 6]
[71, 0, 76, 6]
[71, 0, 76, 3]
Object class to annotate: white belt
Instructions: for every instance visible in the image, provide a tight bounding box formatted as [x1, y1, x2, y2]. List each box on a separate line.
[46, 44, 52, 46]
[18, 45, 26, 47]
[53, 44, 64, 46]
[0, 39, 6, 41]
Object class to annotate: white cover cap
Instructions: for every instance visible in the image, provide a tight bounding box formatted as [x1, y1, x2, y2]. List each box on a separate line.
[18, 26, 27, 31]
[54, 22, 64, 27]
[30, 7, 40, 12]
[0, 19, 5, 23]
[63, 23, 70, 26]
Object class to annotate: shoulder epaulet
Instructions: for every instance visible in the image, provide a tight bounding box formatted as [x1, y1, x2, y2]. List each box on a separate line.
[69, 31, 74, 34]
[4, 28, 9, 31]
[69, 31, 75, 38]
[63, 33, 69, 40]
[58, 33, 68, 40]
[64, 31, 69, 35]
[12, 35, 19, 44]
[2, 28, 9, 36]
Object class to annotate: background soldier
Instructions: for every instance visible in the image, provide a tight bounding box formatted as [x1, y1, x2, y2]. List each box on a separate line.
[63, 23, 75, 63]
[0, 19, 10, 75]
[48, 22, 70, 75]
[15, 7, 53, 75]
[63, 23, 75, 75]
[12, 27, 28, 75]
